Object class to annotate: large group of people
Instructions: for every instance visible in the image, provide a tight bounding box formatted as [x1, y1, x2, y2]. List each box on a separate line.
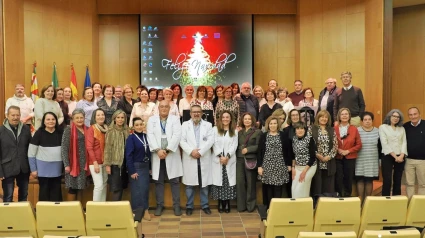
[1, 71, 425, 220]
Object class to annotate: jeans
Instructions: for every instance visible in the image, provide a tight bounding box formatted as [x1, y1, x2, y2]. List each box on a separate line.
[186, 185, 209, 209]
[129, 162, 150, 211]
[1, 172, 30, 202]
[89, 164, 108, 202]
[382, 155, 405, 196]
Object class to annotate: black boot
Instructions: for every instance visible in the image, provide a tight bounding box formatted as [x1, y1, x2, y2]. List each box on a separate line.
[224, 200, 230, 213]
[218, 200, 223, 213]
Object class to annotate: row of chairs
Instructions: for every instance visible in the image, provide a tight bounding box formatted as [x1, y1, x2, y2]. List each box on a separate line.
[259, 195, 425, 238]
[298, 230, 423, 237]
[0, 201, 144, 238]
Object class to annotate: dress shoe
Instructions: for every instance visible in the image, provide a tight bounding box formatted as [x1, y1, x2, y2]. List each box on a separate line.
[218, 200, 223, 213]
[224, 200, 231, 213]
[186, 208, 193, 216]
[154, 206, 164, 216]
[202, 207, 212, 215]
[174, 206, 182, 216]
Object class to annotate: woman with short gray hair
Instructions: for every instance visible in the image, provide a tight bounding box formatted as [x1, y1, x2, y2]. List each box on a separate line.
[379, 109, 407, 196]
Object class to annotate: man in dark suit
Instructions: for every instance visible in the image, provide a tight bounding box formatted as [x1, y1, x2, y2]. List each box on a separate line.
[0, 106, 32, 202]
[318, 78, 338, 125]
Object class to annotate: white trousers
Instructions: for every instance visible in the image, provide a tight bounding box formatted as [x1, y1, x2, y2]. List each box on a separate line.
[89, 164, 108, 202]
[292, 165, 317, 198]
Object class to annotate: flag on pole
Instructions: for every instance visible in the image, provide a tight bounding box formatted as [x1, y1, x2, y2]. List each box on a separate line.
[31, 62, 39, 102]
[52, 63, 59, 88]
[70, 65, 78, 100]
[84, 65, 91, 88]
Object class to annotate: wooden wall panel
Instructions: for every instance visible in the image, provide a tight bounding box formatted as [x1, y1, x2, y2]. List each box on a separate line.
[365, 0, 384, 123]
[298, 0, 368, 118]
[3, 0, 25, 97]
[22, 0, 97, 100]
[392, 5, 425, 114]
[0, 0, 4, 121]
[98, 0, 297, 14]
[254, 15, 296, 90]
[99, 15, 140, 89]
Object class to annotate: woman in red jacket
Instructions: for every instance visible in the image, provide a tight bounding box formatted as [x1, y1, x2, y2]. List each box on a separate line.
[86, 108, 108, 201]
[334, 108, 362, 197]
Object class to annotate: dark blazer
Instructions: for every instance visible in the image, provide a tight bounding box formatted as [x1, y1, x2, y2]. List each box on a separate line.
[117, 97, 137, 126]
[0, 121, 31, 178]
[282, 125, 295, 165]
[257, 131, 291, 167]
[318, 86, 338, 124]
[237, 127, 261, 159]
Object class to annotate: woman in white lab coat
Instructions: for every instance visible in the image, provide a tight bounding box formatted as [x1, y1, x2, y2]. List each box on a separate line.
[211, 111, 238, 213]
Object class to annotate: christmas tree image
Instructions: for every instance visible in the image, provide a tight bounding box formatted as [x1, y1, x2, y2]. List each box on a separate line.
[180, 32, 221, 86]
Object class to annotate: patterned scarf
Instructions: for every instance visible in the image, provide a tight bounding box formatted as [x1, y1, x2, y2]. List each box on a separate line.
[93, 123, 108, 163]
[69, 123, 89, 177]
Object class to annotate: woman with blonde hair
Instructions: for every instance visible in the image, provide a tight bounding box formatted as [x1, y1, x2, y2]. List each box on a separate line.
[253, 85, 266, 109]
[154, 87, 180, 118]
[129, 87, 155, 127]
[271, 109, 287, 130]
[104, 110, 130, 201]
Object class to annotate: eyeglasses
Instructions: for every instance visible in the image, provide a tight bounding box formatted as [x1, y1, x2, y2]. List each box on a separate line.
[191, 111, 202, 114]
[392, 115, 401, 119]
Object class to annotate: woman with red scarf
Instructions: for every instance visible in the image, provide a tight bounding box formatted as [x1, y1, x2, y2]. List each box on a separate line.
[61, 108, 89, 201]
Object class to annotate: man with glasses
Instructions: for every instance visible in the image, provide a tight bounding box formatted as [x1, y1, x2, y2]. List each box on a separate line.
[114, 85, 123, 100]
[318, 78, 338, 125]
[404, 107, 425, 199]
[333, 72, 366, 126]
[235, 82, 259, 121]
[180, 105, 214, 216]
[147, 100, 183, 216]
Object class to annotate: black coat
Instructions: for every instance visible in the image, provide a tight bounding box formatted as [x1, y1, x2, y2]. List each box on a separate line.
[0, 121, 31, 178]
[318, 86, 338, 124]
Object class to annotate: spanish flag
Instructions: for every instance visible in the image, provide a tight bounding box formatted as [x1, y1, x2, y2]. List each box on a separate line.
[70, 65, 78, 100]
[31, 62, 39, 102]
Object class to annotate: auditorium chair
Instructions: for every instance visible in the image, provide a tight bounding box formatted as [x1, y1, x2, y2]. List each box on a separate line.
[36, 201, 86, 237]
[406, 195, 425, 227]
[297, 231, 357, 238]
[258, 198, 313, 238]
[358, 196, 408, 236]
[85, 201, 144, 238]
[0, 201, 38, 238]
[43, 236, 100, 238]
[313, 197, 360, 233]
[361, 229, 420, 238]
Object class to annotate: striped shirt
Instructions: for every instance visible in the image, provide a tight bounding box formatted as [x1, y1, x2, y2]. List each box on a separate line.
[28, 128, 63, 177]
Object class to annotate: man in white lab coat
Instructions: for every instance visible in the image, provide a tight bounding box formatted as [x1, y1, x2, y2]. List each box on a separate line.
[147, 100, 183, 216]
[180, 105, 214, 216]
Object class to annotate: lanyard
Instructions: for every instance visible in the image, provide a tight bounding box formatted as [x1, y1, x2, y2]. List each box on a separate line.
[134, 133, 148, 151]
[160, 120, 166, 134]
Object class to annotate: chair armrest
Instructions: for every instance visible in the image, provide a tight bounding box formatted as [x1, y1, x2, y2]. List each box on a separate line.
[257, 204, 268, 221]
[133, 207, 144, 223]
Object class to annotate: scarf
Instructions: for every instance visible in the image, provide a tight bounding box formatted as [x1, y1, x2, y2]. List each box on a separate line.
[93, 124, 108, 163]
[104, 110, 129, 167]
[69, 123, 89, 177]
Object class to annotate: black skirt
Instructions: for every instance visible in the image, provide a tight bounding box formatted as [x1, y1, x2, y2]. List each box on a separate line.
[108, 163, 129, 192]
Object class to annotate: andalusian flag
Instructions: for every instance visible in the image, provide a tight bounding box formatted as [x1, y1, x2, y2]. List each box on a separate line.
[84, 66, 91, 88]
[52, 63, 59, 88]
[31, 63, 39, 102]
[70, 65, 78, 100]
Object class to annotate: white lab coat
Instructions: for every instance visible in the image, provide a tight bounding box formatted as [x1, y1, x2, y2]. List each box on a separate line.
[180, 119, 214, 187]
[147, 115, 183, 180]
[211, 127, 238, 186]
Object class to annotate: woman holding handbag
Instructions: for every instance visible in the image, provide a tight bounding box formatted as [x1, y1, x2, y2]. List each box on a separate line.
[236, 112, 261, 212]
